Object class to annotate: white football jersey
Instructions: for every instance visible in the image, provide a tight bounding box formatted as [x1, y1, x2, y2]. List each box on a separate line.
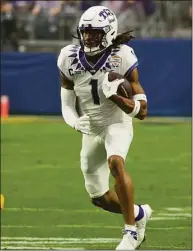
[57, 44, 138, 133]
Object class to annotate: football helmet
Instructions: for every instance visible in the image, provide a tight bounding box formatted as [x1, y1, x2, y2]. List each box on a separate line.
[77, 6, 118, 56]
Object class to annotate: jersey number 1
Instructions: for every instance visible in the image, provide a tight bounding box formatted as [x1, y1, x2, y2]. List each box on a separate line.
[89, 79, 100, 105]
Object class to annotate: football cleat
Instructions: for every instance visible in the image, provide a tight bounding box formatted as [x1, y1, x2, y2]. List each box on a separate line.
[136, 204, 153, 247]
[116, 230, 138, 250]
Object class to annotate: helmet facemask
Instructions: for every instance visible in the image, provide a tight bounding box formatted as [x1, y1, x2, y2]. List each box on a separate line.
[78, 26, 111, 56]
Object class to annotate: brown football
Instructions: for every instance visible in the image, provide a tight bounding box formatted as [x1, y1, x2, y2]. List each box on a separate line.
[108, 71, 133, 99]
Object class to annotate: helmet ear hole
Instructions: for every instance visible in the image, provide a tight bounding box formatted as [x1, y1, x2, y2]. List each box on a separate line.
[111, 31, 115, 36]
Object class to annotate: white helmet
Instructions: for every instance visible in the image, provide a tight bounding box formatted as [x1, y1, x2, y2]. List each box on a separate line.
[77, 6, 118, 56]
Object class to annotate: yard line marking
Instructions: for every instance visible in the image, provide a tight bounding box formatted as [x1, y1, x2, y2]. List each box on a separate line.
[1, 245, 186, 250]
[157, 213, 192, 217]
[4, 208, 101, 213]
[165, 207, 192, 211]
[1, 224, 191, 231]
[150, 216, 191, 220]
[143, 245, 186, 249]
[0, 245, 186, 250]
[4, 207, 191, 213]
[1, 237, 190, 250]
[1, 247, 84, 250]
[3, 240, 119, 244]
[2, 231, 191, 244]
[1, 238, 188, 250]
[148, 226, 191, 230]
[2, 239, 120, 244]
[1, 238, 120, 242]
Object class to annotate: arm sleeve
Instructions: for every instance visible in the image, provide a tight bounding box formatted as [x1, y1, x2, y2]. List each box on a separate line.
[61, 87, 79, 128]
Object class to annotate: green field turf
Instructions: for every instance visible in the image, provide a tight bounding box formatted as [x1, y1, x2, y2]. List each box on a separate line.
[1, 117, 192, 250]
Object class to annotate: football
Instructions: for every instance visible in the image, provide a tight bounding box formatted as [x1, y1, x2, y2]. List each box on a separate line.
[108, 71, 133, 99]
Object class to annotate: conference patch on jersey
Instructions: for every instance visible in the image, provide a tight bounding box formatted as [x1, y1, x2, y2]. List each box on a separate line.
[109, 55, 122, 68]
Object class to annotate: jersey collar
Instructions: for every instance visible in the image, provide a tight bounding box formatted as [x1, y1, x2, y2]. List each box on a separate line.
[79, 48, 111, 75]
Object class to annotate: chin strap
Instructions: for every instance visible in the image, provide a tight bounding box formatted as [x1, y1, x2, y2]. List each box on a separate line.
[84, 45, 105, 56]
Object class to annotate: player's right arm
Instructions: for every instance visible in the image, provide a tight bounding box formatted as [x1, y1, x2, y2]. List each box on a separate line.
[102, 45, 147, 120]
[108, 68, 147, 120]
[57, 47, 90, 134]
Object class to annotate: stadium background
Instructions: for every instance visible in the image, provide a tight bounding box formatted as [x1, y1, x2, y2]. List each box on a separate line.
[1, 0, 192, 250]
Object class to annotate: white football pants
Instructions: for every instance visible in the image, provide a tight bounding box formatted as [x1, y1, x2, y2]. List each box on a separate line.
[80, 122, 133, 198]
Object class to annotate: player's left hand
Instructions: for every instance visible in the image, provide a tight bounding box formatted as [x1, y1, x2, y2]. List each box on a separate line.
[74, 114, 90, 134]
[102, 72, 124, 98]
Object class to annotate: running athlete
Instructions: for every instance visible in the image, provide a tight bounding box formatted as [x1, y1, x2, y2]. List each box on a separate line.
[58, 6, 152, 250]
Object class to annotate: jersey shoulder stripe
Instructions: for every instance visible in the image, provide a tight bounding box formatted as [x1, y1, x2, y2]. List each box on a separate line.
[57, 44, 80, 80]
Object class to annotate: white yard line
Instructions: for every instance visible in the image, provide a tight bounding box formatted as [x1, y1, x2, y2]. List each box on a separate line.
[0, 245, 185, 250]
[1, 238, 187, 250]
[4, 207, 191, 213]
[165, 207, 192, 211]
[1, 232, 190, 242]
[1, 216, 191, 231]
[1, 237, 188, 250]
[157, 213, 192, 217]
[2, 240, 118, 244]
[4, 208, 100, 213]
[1, 238, 120, 243]
[1, 220, 190, 230]
[1, 226, 191, 236]
[1, 247, 84, 250]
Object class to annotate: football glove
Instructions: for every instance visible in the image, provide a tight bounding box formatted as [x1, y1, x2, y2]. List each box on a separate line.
[74, 114, 90, 134]
[102, 72, 124, 98]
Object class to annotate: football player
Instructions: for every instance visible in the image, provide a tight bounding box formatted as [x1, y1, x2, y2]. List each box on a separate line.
[58, 6, 152, 250]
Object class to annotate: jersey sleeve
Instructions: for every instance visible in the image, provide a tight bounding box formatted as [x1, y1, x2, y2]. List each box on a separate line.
[119, 45, 138, 78]
[57, 45, 74, 81]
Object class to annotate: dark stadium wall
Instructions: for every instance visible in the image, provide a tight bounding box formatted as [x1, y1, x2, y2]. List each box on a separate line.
[1, 39, 192, 116]
[129, 39, 192, 117]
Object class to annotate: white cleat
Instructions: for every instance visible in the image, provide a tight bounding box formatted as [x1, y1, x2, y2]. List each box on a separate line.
[116, 230, 138, 250]
[136, 204, 153, 247]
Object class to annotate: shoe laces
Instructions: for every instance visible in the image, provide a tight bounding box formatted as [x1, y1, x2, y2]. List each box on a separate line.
[122, 229, 138, 241]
